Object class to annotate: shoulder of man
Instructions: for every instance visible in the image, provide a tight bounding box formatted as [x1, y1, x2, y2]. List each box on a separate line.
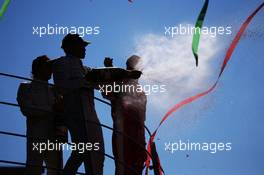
[52, 56, 66, 65]
[17, 81, 32, 101]
[52, 57, 69, 75]
[18, 81, 31, 91]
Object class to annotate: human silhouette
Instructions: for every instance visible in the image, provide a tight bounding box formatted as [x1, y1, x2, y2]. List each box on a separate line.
[52, 34, 104, 175]
[102, 55, 147, 175]
[17, 55, 63, 175]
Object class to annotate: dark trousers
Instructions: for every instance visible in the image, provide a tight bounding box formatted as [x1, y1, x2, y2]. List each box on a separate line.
[62, 115, 104, 175]
[26, 139, 63, 175]
[112, 124, 146, 175]
[62, 117, 93, 175]
[62, 93, 104, 175]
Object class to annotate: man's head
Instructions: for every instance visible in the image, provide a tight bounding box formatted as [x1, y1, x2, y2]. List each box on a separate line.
[126, 55, 142, 70]
[61, 33, 90, 59]
[32, 55, 52, 81]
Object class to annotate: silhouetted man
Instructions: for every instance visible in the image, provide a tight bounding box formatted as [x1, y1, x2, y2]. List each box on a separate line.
[17, 55, 63, 175]
[52, 34, 104, 175]
[102, 55, 147, 175]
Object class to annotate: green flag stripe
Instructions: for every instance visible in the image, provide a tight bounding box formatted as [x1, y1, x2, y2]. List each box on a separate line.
[0, 0, 11, 19]
[192, 0, 209, 66]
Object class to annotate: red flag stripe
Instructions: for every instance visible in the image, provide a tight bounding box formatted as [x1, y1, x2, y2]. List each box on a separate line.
[145, 2, 264, 175]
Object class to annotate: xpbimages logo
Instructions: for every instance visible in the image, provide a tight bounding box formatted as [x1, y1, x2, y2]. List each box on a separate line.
[165, 140, 232, 154]
[98, 82, 167, 95]
[32, 24, 100, 37]
[32, 140, 100, 154]
[164, 24, 232, 38]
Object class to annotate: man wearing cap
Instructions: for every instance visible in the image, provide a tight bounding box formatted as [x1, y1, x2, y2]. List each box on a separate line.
[52, 34, 104, 175]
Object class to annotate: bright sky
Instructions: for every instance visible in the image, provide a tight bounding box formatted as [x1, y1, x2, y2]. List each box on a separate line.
[0, 0, 264, 174]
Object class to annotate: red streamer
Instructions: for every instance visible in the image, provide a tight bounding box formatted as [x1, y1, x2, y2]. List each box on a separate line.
[145, 2, 264, 175]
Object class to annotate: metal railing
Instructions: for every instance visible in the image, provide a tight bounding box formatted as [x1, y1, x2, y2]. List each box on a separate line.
[0, 71, 154, 174]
